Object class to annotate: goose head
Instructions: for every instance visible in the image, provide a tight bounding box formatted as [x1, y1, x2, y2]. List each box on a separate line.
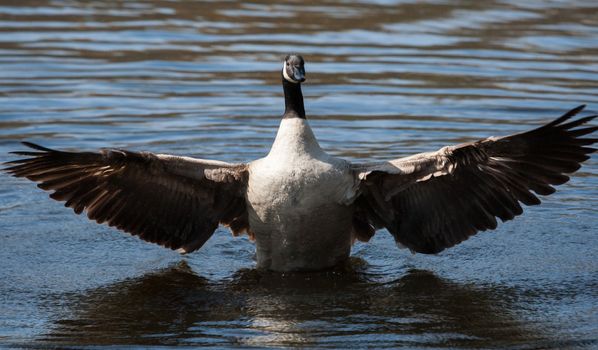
[282, 54, 305, 84]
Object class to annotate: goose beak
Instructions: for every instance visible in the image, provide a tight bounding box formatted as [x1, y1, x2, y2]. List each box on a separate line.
[293, 67, 306, 83]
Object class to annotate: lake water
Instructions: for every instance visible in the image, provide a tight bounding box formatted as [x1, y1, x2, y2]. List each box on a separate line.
[0, 1, 597, 348]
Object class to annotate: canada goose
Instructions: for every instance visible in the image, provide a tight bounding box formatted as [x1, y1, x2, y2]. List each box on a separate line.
[4, 54, 597, 272]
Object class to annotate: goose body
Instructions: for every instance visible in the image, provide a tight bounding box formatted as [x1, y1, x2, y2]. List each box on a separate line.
[247, 118, 356, 270]
[4, 55, 597, 272]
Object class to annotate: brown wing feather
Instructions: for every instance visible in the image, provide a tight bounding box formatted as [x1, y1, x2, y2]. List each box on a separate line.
[4, 142, 248, 253]
[355, 105, 597, 254]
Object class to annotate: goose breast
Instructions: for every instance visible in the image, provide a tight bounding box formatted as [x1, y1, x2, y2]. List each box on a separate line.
[246, 153, 356, 271]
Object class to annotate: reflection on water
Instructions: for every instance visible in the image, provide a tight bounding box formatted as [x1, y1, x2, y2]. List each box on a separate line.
[0, 0, 597, 348]
[43, 261, 542, 348]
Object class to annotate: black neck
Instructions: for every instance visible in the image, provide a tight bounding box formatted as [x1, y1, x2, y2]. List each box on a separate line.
[282, 78, 305, 119]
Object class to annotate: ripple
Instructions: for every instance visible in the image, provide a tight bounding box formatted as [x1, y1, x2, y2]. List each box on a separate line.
[0, 0, 597, 348]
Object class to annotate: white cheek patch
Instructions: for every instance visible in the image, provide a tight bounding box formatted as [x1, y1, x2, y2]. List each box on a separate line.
[282, 61, 299, 83]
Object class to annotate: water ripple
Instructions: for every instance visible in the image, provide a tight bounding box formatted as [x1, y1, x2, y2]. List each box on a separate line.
[0, 0, 596, 348]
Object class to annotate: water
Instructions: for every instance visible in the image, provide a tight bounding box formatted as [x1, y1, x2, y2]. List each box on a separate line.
[0, 0, 597, 348]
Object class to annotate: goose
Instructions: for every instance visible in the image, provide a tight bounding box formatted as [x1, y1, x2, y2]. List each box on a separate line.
[5, 54, 597, 272]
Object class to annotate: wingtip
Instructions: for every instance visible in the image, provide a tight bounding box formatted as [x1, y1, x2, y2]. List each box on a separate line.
[21, 141, 54, 152]
[542, 104, 590, 129]
[565, 104, 586, 120]
[9, 151, 43, 156]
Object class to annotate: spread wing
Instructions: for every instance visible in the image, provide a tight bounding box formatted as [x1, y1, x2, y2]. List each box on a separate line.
[352, 105, 597, 254]
[4, 142, 250, 253]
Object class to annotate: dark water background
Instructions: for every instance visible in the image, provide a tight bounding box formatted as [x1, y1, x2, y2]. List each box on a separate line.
[0, 0, 597, 348]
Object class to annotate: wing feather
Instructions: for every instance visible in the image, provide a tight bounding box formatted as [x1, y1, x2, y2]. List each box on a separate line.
[4, 142, 248, 253]
[353, 105, 596, 254]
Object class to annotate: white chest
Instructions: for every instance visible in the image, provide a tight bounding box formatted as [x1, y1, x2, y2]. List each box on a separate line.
[246, 118, 356, 220]
[249, 154, 343, 211]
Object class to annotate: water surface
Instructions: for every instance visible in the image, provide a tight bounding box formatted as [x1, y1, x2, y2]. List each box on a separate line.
[0, 0, 597, 348]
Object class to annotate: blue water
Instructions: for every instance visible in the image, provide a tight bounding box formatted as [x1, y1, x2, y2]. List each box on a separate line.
[0, 1, 597, 348]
